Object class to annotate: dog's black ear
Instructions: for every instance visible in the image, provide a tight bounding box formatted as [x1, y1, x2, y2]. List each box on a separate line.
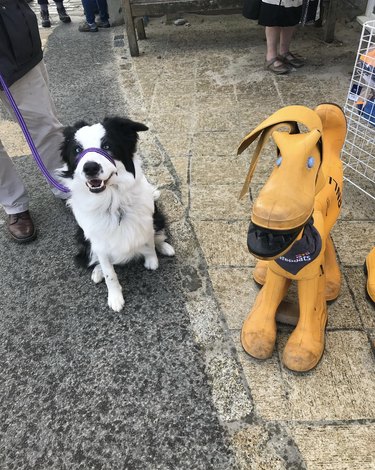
[73, 120, 89, 130]
[103, 116, 148, 133]
[62, 125, 77, 142]
[129, 120, 149, 132]
[62, 121, 88, 142]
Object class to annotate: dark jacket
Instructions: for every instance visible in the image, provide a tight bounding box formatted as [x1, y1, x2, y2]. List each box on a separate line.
[0, 0, 43, 88]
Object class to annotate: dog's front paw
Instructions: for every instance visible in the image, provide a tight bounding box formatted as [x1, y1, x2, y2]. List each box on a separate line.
[158, 242, 175, 257]
[91, 264, 104, 284]
[152, 188, 161, 200]
[144, 255, 159, 270]
[108, 292, 125, 312]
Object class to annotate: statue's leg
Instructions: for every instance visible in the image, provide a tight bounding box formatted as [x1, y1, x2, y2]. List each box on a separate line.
[282, 272, 327, 372]
[365, 247, 375, 302]
[325, 235, 341, 301]
[241, 268, 290, 359]
[253, 259, 269, 285]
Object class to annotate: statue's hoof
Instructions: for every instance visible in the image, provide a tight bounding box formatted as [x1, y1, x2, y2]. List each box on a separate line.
[282, 345, 322, 372]
[325, 280, 340, 301]
[241, 330, 275, 360]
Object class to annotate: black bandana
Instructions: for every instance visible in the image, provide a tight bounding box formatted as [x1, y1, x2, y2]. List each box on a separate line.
[275, 221, 322, 275]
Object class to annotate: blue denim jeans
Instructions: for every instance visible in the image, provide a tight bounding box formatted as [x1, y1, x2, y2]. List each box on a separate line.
[81, 0, 109, 24]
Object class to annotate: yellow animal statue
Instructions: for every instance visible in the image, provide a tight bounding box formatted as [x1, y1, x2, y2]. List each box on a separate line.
[237, 103, 346, 372]
[365, 247, 375, 302]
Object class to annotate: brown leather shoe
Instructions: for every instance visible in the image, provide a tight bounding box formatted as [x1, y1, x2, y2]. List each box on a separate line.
[7, 210, 37, 243]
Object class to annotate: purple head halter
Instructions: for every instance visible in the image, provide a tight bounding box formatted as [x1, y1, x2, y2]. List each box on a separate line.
[76, 147, 116, 167]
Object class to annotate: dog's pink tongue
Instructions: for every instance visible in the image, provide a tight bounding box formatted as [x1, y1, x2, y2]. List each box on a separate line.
[89, 179, 102, 187]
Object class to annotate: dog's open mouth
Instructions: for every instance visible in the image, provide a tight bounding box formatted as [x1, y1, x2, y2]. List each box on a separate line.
[86, 179, 106, 193]
[86, 173, 115, 193]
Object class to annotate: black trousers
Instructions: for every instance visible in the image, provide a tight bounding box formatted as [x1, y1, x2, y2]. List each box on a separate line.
[37, 0, 62, 4]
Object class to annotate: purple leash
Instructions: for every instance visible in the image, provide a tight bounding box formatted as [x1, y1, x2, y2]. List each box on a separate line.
[0, 72, 70, 193]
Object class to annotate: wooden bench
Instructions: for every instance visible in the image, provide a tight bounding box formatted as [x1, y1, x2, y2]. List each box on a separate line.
[121, 0, 338, 57]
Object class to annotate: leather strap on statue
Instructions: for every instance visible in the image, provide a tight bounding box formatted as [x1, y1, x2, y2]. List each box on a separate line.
[239, 123, 293, 200]
[238, 106, 323, 200]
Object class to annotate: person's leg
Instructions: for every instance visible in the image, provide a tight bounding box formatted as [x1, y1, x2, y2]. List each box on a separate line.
[264, 26, 290, 74]
[3, 61, 68, 200]
[96, 0, 109, 24]
[81, 0, 96, 25]
[79, 0, 99, 31]
[0, 138, 29, 215]
[279, 26, 305, 68]
[279, 26, 296, 56]
[52, 0, 71, 23]
[38, 0, 51, 27]
[265, 26, 280, 62]
[0, 131, 36, 241]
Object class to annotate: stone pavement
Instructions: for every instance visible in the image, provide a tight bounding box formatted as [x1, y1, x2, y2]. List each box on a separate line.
[0, 1, 374, 469]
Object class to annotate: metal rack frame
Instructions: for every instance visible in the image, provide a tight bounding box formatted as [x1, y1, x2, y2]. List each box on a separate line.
[342, 20, 375, 200]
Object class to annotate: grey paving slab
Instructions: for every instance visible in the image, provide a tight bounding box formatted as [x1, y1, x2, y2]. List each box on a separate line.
[333, 221, 375, 267]
[289, 423, 375, 470]
[192, 220, 254, 267]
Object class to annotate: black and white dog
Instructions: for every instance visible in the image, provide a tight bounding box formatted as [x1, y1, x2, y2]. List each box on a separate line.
[59, 116, 175, 312]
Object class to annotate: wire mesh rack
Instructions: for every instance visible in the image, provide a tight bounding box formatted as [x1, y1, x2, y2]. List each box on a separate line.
[342, 19, 375, 200]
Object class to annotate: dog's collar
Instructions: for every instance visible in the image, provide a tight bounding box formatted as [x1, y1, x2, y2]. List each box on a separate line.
[76, 147, 116, 167]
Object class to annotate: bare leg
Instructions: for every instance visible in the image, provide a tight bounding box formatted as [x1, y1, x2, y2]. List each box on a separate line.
[279, 26, 296, 55]
[265, 26, 281, 62]
[265, 26, 290, 72]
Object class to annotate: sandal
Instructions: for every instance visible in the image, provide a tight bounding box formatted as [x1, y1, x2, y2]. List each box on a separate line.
[265, 57, 291, 75]
[279, 52, 305, 68]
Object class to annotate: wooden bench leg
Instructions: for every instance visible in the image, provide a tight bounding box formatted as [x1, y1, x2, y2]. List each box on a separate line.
[121, 0, 139, 56]
[324, 0, 338, 43]
[135, 17, 146, 40]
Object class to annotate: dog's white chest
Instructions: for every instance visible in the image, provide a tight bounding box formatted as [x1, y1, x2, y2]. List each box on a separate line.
[72, 195, 154, 266]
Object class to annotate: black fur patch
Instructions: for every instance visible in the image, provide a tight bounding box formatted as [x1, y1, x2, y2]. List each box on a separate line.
[101, 117, 148, 178]
[153, 203, 166, 233]
[74, 226, 92, 268]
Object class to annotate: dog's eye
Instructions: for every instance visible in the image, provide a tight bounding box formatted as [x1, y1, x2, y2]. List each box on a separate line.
[102, 143, 111, 151]
[75, 146, 83, 154]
